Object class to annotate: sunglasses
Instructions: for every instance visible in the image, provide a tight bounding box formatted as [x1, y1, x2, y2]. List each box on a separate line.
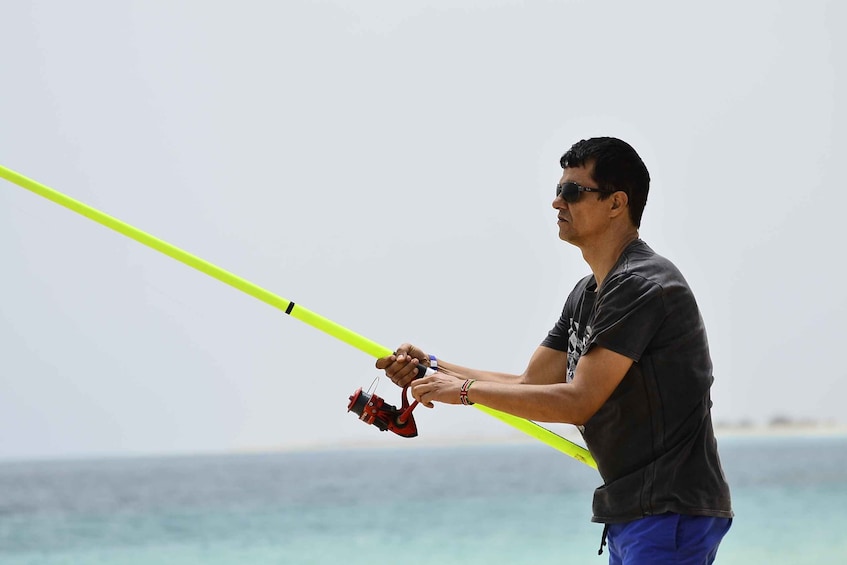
[555, 181, 615, 203]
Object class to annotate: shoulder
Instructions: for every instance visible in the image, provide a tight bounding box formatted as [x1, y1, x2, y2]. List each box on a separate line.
[598, 240, 696, 315]
[610, 240, 689, 292]
[602, 241, 702, 326]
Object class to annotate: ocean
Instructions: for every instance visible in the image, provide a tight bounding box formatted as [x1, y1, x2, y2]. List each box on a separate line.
[1, 434, 846, 564]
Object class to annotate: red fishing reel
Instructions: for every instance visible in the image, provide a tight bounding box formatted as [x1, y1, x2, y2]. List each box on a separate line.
[347, 382, 419, 438]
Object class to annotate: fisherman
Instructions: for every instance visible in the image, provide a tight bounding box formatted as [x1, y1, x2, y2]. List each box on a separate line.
[376, 137, 733, 564]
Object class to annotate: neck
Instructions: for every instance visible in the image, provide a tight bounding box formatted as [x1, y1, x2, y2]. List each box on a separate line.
[580, 229, 640, 289]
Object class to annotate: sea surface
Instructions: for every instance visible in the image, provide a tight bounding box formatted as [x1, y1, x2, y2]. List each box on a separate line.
[1, 434, 846, 564]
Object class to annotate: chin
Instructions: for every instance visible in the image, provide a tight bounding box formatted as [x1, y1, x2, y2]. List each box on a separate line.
[558, 230, 580, 246]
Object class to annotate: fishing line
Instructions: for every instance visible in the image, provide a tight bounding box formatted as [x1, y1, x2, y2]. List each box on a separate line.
[0, 163, 597, 469]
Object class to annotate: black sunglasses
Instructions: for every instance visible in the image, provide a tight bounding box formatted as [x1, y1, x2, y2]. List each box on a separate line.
[555, 181, 615, 203]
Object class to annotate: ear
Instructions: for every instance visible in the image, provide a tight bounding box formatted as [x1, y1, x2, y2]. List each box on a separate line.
[609, 191, 629, 218]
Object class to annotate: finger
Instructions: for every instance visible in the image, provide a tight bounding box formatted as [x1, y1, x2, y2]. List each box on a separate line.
[393, 359, 421, 387]
[410, 377, 436, 405]
[383, 355, 415, 376]
[381, 358, 413, 387]
[394, 343, 413, 361]
[375, 354, 396, 370]
[417, 391, 435, 409]
[410, 379, 426, 402]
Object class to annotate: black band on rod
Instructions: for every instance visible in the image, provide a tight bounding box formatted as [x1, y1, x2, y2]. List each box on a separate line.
[285, 302, 295, 314]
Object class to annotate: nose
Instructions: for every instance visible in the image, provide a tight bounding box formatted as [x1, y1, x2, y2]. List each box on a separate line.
[552, 193, 566, 209]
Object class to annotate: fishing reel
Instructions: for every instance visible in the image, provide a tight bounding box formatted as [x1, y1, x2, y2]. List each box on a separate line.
[347, 380, 419, 438]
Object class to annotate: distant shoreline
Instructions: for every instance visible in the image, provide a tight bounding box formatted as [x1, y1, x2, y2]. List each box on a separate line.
[261, 423, 847, 454]
[714, 422, 847, 439]
[3, 423, 845, 465]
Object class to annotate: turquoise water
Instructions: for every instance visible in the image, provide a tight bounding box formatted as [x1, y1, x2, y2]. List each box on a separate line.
[1, 435, 846, 564]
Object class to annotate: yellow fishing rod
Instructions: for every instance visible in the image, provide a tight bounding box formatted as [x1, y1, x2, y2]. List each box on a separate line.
[0, 163, 597, 469]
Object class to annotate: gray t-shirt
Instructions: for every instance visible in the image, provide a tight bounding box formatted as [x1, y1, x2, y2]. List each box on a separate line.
[542, 239, 733, 523]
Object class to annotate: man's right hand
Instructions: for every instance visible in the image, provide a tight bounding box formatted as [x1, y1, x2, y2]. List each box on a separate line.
[375, 343, 429, 388]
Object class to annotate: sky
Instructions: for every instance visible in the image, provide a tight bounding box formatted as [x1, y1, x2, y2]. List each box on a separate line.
[1, 0, 844, 461]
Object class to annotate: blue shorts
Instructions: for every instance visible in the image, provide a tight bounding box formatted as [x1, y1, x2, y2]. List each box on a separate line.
[603, 513, 732, 565]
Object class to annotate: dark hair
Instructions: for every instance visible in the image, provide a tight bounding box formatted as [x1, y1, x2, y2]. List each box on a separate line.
[560, 137, 650, 227]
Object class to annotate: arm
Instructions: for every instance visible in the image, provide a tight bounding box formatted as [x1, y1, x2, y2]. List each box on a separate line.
[375, 343, 518, 387]
[375, 344, 569, 387]
[427, 359, 519, 384]
[436, 345, 575, 386]
[411, 345, 633, 425]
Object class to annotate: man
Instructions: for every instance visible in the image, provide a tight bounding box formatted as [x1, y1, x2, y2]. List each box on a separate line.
[376, 137, 733, 563]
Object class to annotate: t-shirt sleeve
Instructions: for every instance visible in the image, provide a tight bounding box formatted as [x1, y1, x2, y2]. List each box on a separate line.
[541, 302, 570, 352]
[586, 273, 667, 362]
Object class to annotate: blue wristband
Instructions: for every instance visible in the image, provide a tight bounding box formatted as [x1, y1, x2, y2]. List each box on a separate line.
[429, 354, 438, 371]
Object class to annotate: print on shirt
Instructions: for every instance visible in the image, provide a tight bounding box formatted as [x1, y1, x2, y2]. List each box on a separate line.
[567, 317, 591, 383]
[567, 316, 590, 434]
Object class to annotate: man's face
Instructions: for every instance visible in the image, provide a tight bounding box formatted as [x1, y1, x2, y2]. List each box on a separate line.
[552, 163, 611, 246]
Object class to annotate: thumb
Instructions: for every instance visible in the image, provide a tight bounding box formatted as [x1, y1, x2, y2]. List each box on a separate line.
[375, 354, 396, 370]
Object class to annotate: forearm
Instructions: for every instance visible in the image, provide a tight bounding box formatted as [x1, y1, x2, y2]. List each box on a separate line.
[464, 381, 589, 425]
[456, 346, 635, 424]
[435, 359, 522, 384]
[409, 347, 630, 425]
[377, 344, 565, 390]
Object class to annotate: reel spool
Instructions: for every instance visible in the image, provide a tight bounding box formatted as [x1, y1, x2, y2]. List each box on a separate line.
[347, 383, 419, 438]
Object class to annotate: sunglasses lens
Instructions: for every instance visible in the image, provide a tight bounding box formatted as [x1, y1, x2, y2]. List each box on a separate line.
[556, 182, 579, 202]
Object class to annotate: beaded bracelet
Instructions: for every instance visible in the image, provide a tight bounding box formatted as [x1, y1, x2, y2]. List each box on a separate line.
[460, 379, 476, 405]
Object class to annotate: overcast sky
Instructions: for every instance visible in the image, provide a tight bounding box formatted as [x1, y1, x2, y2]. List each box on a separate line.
[1, 0, 844, 461]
